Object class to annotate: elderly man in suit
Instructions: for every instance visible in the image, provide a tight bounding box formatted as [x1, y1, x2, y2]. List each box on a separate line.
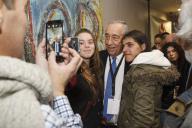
[100, 20, 129, 127]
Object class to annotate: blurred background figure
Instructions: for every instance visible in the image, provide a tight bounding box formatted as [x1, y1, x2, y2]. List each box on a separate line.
[152, 33, 162, 50]
[162, 42, 192, 95]
[177, 0, 192, 44]
[164, 0, 192, 127]
[165, 33, 177, 43]
[160, 32, 170, 47]
[161, 42, 191, 110]
[177, 0, 192, 64]
[152, 32, 171, 51]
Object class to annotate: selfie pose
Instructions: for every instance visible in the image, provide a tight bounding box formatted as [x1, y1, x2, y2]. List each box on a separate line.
[66, 28, 103, 128]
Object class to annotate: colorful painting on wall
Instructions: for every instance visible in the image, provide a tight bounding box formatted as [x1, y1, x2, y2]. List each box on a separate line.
[25, 0, 103, 62]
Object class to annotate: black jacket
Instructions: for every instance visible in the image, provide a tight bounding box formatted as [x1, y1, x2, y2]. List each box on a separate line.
[66, 72, 102, 128]
[177, 62, 192, 95]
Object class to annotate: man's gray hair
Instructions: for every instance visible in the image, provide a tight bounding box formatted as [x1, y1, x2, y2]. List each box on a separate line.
[177, 0, 192, 42]
[107, 20, 129, 34]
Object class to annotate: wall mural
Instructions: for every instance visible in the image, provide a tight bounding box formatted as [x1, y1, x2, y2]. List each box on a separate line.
[25, 0, 103, 63]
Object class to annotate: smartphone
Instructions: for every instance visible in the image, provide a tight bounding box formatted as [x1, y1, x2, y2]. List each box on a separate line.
[45, 20, 64, 62]
[69, 37, 80, 53]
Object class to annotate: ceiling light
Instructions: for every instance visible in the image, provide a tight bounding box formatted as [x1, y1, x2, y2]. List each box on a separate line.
[177, 8, 181, 11]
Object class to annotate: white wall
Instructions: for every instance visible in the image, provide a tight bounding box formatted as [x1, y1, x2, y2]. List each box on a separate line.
[102, 0, 172, 47]
[103, 0, 148, 33]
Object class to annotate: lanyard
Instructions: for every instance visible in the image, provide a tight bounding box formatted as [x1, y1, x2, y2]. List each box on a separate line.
[109, 55, 124, 97]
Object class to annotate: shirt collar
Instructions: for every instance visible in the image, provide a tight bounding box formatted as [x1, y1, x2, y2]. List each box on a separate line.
[109, 52, 123, 63]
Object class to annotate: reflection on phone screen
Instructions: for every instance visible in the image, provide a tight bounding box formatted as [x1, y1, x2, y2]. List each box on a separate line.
[47, 24, 62, 56]
[46, 20, 64, 62]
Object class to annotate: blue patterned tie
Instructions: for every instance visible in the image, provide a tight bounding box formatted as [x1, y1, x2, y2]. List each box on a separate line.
[103, 57, 116, 121]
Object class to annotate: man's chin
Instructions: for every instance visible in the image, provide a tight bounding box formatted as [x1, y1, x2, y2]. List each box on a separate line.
[108, 51, 115, 56]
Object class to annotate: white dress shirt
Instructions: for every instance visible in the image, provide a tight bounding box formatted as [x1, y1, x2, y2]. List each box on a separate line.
[104, 53, 125, 124]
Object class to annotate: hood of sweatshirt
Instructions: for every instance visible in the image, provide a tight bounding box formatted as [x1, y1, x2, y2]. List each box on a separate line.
[131, 50, 171, 68]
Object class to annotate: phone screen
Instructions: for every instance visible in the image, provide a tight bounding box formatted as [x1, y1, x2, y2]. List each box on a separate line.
[46, 20, 64, 62]
[69, 37, 80, 53]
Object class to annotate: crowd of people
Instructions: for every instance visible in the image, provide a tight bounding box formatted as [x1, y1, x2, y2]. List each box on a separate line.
[152, 32, 192, 110]
[0, 0, 192, 128]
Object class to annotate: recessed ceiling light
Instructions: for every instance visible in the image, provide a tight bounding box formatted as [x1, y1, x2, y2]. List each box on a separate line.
[177, 8, 181, 11]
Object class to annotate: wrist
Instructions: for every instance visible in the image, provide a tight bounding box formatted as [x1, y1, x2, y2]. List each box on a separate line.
[53, 90, 65, 96]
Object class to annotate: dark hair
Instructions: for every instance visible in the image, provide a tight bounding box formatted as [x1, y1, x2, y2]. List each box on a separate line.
[162, 42, 187, 72]
[154, 33, 162, 39]
[161, 32, 170, 40]
[75, 28, 103, 101]
[122, 30, 151, 52]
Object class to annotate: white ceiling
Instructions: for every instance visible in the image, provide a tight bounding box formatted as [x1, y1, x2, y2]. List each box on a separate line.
[150, 0, 181, 13]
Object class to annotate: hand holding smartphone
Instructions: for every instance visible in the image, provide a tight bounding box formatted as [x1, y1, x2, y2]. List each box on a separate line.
[45, 20, 80, 63]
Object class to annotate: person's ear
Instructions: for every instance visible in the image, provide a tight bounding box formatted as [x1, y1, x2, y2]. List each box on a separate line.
[141, 43, 146, 51]
[0, 2, 4, 34]
[0, 12, 3, 34]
